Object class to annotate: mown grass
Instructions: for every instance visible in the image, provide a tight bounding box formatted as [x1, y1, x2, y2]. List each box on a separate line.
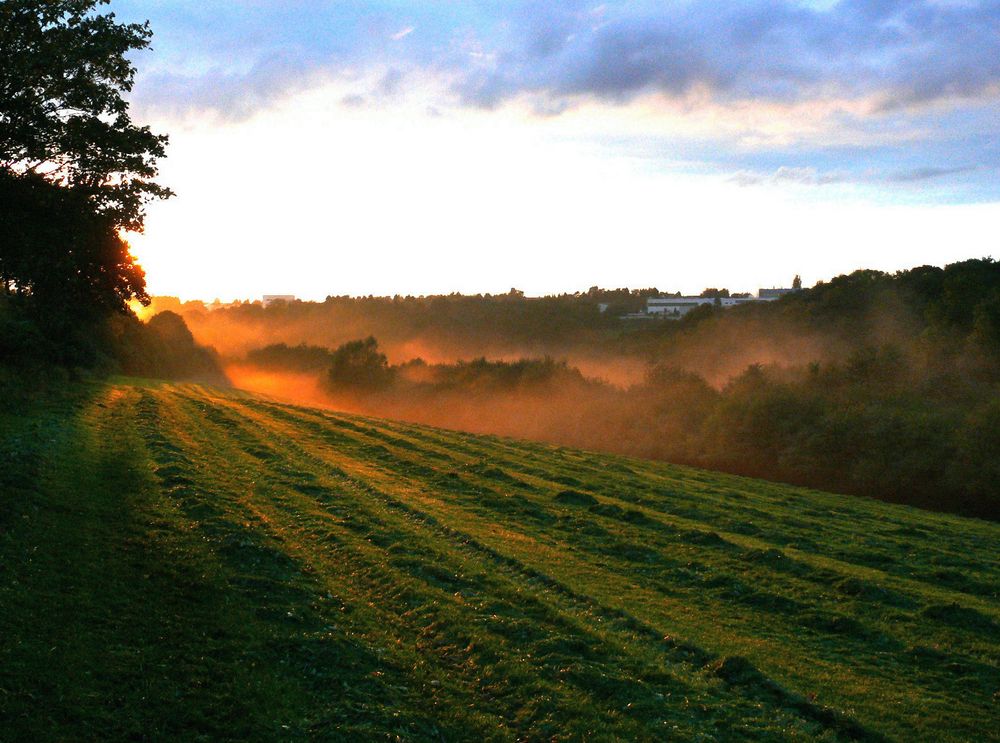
[1, 378, 997, 741]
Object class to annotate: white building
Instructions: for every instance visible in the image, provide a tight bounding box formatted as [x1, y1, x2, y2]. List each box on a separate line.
[646, 296, 714, 318]
[646, 290, 789, 319]
[262, 294, 296, 307]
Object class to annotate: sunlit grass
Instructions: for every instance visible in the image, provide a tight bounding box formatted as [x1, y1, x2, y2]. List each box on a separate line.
[1, 378, 997, 740]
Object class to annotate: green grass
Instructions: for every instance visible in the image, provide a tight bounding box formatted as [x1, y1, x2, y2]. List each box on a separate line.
[1, 378, 998, 741]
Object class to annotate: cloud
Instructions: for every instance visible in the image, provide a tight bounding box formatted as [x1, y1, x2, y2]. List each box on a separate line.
[445, 1, 1000, 113]
[726, 162, 988, 195]
[887, 165, 978, 182]
[379, 68, 404, 97]
[131, 51, 324, 121]
[121, 1, 1000, 116]
[729, 166, 848, 187]
[113, 0, 1000, 200]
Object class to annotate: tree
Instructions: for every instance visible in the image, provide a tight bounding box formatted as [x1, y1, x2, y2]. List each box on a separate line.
[0, 0, 171, 231]
[327, 337, 394, 390]
[0, 169, 146, 317]
[1, 0, 170, 354]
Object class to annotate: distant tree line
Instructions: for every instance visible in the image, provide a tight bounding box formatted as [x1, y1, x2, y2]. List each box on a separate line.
[154, 287, 669, 361]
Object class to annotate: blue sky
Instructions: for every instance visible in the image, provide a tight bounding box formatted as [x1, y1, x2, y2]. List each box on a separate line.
[112, 1, 1000, 298]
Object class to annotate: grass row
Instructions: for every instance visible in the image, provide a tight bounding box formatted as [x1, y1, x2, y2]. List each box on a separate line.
[1, 379, 997, 740]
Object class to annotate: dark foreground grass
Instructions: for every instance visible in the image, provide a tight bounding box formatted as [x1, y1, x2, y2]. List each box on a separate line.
[1, 378, 997, 741]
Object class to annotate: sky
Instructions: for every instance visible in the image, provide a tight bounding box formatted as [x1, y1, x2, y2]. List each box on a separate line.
[113, 0, 1000, 300]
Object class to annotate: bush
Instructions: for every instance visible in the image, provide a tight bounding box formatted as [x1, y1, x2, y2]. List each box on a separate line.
[326, 337, 393, 390]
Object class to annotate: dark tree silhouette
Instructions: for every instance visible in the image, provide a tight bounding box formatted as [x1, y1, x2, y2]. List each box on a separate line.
[699, 288, 730, 298]
[327, 337, 394, 390]
[1, 0, 169, 354]
[0, 0, 171, 231]
[0, 171, 146, 314]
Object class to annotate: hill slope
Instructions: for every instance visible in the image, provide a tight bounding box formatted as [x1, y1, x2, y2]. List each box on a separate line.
[1, 380, 998, 741]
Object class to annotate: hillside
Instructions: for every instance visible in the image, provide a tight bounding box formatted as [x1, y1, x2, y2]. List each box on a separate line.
[2, 380, 998, 741]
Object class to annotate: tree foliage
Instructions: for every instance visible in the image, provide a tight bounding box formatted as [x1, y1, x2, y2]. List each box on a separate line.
[327, 337, 394, 390]
[111, 311, 229, 385]
[0, 0, 171, 231]
[0, 170, 146, 317]
[0, 0, 172, 368]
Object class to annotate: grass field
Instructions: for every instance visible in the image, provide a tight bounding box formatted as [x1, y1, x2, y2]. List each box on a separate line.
[1, 379, 998, 741]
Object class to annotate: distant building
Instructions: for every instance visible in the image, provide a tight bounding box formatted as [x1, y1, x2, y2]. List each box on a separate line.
[646, 296, 713, 318]
[646, 296, 756, 317]
[645, 289, 796, 319]
[262, 294, 296, 307]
